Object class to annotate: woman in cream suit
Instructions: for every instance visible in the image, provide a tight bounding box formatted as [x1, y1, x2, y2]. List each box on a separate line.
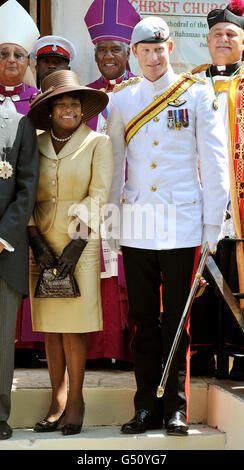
[28, 70, 113, 435]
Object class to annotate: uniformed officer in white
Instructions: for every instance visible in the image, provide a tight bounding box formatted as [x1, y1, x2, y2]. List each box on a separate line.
[107, 17, 229, 435]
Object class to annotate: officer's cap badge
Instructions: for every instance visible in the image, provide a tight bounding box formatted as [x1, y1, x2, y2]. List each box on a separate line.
[154, 31, 165, 40]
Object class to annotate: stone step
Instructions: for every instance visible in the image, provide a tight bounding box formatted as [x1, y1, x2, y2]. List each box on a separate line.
[208, 383, 244, 450]
[9, 370, 209, 428]
[0, 425, 226, 451]
[7, 369, 244, 450]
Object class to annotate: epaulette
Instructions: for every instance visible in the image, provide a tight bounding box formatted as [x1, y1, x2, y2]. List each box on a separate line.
[113, 76, 142, 92]
[191, 63, 211, 74]
[181, 72, 207, 84]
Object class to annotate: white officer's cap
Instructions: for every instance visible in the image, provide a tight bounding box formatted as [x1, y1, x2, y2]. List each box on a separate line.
[30, 35, 76, 62]
[131, 16, 169, 46]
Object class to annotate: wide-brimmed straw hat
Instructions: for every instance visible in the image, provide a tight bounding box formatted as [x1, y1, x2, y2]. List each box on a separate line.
[28, 70, 109, 130]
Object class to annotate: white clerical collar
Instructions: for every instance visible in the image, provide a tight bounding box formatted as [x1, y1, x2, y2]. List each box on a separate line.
[0, 83, 22, 91]
[104, 73, 126, 85]
[142, 66, 177, 91]
[216, 65, 226, 71]
[215, 61, 240, 72]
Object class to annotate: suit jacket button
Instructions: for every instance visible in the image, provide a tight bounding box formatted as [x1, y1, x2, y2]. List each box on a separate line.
[150, 162, 157, 169]
[153, 140, 159, 146]
[151, 185, 157, 192]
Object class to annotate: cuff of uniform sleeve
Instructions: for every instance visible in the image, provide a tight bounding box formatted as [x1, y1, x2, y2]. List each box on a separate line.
[0, 237, 14, 252]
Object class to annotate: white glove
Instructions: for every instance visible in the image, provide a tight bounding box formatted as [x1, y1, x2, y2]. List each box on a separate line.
[201, 224, 221, 254]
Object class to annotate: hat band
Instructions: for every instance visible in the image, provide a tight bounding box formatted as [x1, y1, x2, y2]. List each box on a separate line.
[137, 36, 169, 44]
[37, 45, 70, 59]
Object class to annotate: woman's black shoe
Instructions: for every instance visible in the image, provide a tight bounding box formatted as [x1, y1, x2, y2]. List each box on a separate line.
[61, 423, 83, 435]
[61, 403, 85, 436]
[34, 410, 65, 432]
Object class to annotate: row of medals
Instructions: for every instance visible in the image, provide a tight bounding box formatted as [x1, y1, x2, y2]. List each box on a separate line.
[100, 107, 190, 133]
[167, 108, 189, 130]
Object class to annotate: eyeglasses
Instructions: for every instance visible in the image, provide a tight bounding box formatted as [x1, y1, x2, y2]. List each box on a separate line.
[0, 51, 28, 63]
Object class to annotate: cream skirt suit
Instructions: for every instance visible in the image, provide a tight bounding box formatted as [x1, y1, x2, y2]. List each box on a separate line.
[30, 124, 113, 333]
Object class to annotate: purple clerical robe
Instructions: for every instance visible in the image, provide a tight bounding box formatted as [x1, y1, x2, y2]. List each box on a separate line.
[0, 83, 38, 116]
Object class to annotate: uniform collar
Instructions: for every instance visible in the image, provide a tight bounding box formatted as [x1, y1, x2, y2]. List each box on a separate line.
[207, 61, 242, 77]
[142, 66, 177, 91]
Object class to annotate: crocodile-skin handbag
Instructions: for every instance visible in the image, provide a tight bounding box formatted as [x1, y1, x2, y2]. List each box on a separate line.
[34, 266, 80, 298]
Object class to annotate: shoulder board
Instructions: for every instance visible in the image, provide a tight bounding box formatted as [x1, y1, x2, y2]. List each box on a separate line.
[181, 72, 207, 84]
[113, 76, 142, 92]
[191, 63, 211, 74]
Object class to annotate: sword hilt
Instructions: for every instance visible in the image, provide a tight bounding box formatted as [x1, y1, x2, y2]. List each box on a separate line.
[156, 386, 165, 398]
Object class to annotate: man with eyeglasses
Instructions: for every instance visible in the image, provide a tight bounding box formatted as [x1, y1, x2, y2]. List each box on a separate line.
[0, 0, 39, 440]
[0, 42, 38, 116]
[0, 41, 38, 116]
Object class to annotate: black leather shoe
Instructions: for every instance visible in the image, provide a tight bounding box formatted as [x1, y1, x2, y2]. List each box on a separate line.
[0, 421, 12, 440]
[34, 410, 65, 432]
[166, 411, 188, 436]
[121, 409, 162, 434]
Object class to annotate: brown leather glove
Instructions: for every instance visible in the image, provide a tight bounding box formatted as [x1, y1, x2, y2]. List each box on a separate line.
[28, 226, 55, 269]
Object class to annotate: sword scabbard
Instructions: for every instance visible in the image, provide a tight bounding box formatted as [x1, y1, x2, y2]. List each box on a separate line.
[156, 243, 210, 397]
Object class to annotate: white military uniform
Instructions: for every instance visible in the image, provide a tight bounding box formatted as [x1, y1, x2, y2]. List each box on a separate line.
[108, 66, 229, 250]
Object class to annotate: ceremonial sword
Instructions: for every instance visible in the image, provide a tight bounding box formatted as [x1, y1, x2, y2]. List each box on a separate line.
[156, 243, 210, 398]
